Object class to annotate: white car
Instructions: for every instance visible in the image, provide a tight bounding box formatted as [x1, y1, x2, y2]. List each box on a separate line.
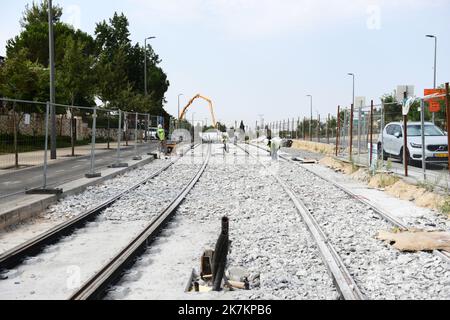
[378, 122, 448, 164]
[146, 128, 158, 140]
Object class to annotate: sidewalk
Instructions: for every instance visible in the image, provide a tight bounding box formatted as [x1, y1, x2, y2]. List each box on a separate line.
[0, 141, 144, 173]
[337, 151, 450, 191]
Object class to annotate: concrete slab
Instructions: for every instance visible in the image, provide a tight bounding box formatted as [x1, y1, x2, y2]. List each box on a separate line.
[0, 155, 155, 230]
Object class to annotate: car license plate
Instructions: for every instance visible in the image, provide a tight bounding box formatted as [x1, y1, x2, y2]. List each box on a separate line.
[436, 153, 448, 158]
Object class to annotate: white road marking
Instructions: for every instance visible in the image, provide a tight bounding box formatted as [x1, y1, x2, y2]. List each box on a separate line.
[72, 165, 81, 168]
[2, 181, 21, 186]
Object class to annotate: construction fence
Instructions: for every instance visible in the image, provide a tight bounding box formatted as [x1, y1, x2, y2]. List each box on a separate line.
[0, 97, 166, 194]
[266, 83, 450, 185]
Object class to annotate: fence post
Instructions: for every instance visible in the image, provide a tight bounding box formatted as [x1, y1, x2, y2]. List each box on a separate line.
[317, 114, 321, 143]
[107, 111, 111, 150]
[420, 99, 426, 181]
[349, 104, 354, 161]
[403, 91, 408, 177]
[381, 99, 385, 168]
[327, 114, 330, 145]
[86, 106, 101, 178]
[358, 101, 362, 158]
[336, 106, 340, 157]
[133, 113, 142, 161]
[111, 109, 128, 168]
[370, 100, 374, 168]
[26, 102, 62, 194]
[446, 83, 450, 173]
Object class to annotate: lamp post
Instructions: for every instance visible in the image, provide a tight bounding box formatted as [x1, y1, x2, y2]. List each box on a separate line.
[348, 73, 360, 156]
[48, 0, 56, 159]
[144, 36, 156, 96]
[177, 93, 184, 129]
[307, 95, 313, 141]
[426, 35, 437, 124]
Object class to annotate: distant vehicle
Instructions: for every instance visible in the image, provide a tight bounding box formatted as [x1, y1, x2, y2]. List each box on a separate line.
[146, 127, 158, 140]
[378, 122, 448, 164]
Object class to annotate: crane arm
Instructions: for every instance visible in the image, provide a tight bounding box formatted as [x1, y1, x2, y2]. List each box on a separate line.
[179, 94, 217, 128]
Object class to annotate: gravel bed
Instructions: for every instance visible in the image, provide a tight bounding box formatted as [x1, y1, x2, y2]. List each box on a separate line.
[106, 144, 339, 300]
[264, 148, 450, 300]
[279, 147, 450, 232]
[0, 146, 208, 299]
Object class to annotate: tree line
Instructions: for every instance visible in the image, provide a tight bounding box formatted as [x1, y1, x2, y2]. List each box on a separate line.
[0, 0, 170, 122]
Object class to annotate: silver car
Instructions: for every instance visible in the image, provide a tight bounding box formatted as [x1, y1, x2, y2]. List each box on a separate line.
[378, 122, 448, 164]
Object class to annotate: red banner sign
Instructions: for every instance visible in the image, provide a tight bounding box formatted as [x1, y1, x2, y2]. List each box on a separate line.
[424, 89, 446, 113]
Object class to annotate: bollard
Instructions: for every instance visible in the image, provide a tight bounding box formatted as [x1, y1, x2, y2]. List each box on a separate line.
[212, 217, 229, 291]
[26, 102, 62, 195]
[111, 109, 128, 168]
[86, 106, 101, 178]
[133, 113, 142, 161]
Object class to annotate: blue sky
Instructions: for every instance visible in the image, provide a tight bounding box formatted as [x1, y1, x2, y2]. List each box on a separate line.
[1, 0, 449, 126]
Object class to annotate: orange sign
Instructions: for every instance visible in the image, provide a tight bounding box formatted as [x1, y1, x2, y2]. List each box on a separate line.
[424, 89, 446, 113]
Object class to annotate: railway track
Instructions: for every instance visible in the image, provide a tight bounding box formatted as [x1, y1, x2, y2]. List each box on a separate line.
[251, 143, 450, 263]
[0, 143, 198, 271]
[70, 144, 211, 300]
[237, 144, 364, 300]
[246, 143, 449, 299]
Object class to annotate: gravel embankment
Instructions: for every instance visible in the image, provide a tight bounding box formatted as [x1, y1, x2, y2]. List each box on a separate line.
[106, 144, 339, 300]
[0, 145, 208, 300]
[261, 146, 449, 300]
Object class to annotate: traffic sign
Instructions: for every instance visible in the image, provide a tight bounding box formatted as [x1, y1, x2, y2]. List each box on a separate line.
[424, 89, 446, 113]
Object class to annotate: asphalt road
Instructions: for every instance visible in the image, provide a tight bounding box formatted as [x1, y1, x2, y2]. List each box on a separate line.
[0, 142, 158, 202]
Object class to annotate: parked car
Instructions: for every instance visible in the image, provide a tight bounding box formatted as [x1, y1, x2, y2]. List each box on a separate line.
[377, 122, 448, 164]
[146, 127, 158, 140]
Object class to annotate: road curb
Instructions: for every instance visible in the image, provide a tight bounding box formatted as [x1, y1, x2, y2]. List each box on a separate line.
[0, 155, 156, 230]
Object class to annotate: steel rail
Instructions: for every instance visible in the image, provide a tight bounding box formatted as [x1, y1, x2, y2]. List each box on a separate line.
[70, 145, 211, 300]
[0, 144, 199, 271]
[237, 144, 365, 300]
[250, 143, 450, 264]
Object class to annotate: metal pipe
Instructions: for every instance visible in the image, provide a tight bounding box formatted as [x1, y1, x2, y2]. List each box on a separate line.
[336, 106, 341, 157]
[43, 102, 50, 188]
[86, 106, 100, 178]
[420, 99, 426, 180]
[48, 0, 56, 160]
[133, 113, 142, 160]
[349, 104, 354, 161]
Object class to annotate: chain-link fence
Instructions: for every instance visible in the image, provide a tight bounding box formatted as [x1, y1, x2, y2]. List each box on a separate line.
[266, 83, 450, 187]
[0, 97, 165, 195]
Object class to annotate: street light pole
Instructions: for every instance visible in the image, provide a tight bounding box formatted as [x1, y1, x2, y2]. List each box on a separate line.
[144, 36, 156, 97]
[307, 95, 313, 141]
[48, 0, 56, 159]
[348, 73, 359, 156]
[426, 35, 438, 124]
[177, 93, 184, 129]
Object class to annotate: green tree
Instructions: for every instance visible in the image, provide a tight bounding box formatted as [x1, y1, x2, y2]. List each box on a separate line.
[0, 49, 48, 167]
[58, 37, 95, 155]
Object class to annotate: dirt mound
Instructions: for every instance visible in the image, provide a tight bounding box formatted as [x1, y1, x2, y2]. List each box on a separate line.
[291, 140, 335, 155]
[385, 180, 446, 212]
[319, 157, 354, 175]
[368, 174, 399, 189]
[351, 169, 371, 184]
[386, 180, 425, 201]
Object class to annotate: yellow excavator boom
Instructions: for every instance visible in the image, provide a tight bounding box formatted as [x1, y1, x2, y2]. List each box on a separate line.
[179, 94, 217, 128]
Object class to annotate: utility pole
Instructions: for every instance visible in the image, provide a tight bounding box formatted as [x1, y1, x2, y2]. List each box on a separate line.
[426, 35, 438, 124]
[48, 0, 56, 159]
[307, 95, 313, 142]
[177, 93, 184, 129]
[445, 83, 450, 171]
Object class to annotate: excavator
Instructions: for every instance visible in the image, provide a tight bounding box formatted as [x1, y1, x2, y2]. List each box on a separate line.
[179, 94, 217, 128]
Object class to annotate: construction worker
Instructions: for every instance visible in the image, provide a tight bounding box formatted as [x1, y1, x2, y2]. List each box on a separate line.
[157, 124, 166, 156]
[271, 137, 281, 161]
[222, 134, 229, 155]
